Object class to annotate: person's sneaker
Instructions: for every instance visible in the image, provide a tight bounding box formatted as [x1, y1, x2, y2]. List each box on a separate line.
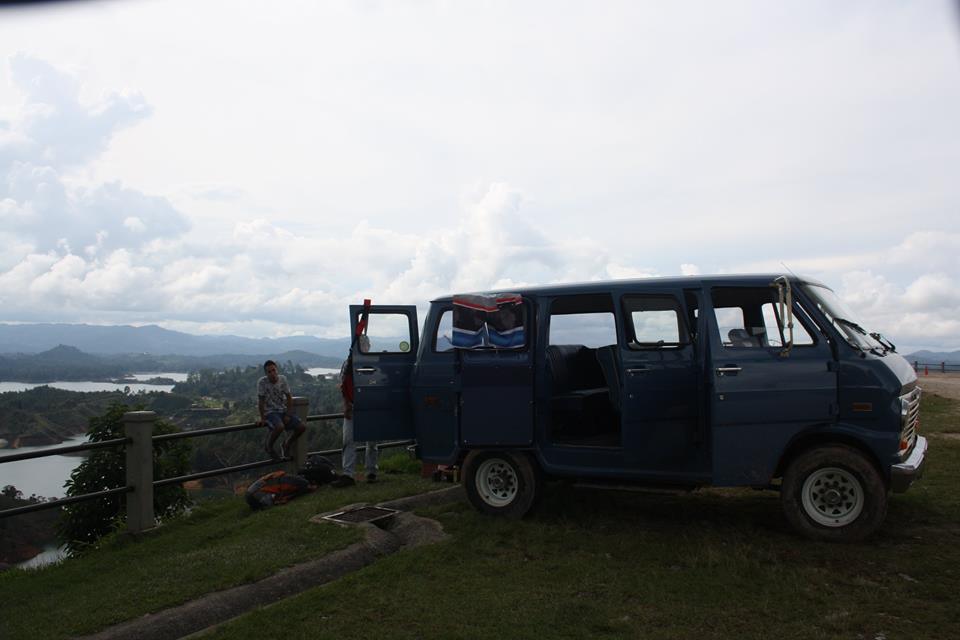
[265, 444, 280, 461]
[331, 475, 355, 488]
[366, 473, 377, 483]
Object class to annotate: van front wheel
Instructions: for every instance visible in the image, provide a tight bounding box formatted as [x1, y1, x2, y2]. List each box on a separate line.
[463, 451, 540, 518]
[781, 445, 887, 542]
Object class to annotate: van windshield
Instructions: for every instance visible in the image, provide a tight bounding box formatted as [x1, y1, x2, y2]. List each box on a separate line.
[803, 284, 887, 353]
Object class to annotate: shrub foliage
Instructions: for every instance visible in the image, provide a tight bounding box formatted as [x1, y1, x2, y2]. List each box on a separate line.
[59, 403, 191, 554]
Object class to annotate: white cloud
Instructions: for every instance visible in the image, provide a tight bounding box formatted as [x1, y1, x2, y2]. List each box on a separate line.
[0, 55, 189, 258]
[123, 216, 146, 233]
[0, 2, 957, 353]
[4, 54, 151, 169]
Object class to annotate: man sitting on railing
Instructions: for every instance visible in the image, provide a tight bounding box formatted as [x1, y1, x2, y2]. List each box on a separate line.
[257, 360, 306, 460]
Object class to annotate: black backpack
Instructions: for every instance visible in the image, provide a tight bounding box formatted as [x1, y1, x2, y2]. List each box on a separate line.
[299, 455, 337, 485]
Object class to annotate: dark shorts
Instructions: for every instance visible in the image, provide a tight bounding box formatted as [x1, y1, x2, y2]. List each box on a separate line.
[264, 411, 303, 432]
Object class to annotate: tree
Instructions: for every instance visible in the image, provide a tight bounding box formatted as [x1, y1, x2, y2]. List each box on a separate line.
[59, 403, 191, 554]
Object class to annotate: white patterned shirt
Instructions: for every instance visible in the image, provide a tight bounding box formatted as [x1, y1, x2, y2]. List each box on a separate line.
[257, 375, 291, 414]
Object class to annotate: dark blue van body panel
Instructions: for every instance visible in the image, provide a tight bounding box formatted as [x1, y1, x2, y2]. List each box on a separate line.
[459, 349, 534, 447]
[351, 275, 917, 489]
[351, 305, 419, 443]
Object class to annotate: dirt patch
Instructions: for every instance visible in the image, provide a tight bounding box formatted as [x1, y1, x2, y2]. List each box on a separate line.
[918, 373, 960, 402]
[929, 433, 960, 441]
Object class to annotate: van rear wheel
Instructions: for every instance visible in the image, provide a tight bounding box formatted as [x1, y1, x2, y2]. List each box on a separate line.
[463, 451, 540, 518]
[781, 445, 887, 542]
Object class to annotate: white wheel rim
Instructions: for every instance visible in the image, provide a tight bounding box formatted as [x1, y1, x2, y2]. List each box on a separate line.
[801, 467, 864, 527]
[476, 458, 519, 508]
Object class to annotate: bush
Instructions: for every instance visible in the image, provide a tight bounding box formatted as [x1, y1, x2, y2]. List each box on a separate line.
[58, 403, 192, 554]
[378, 450, 422, 475]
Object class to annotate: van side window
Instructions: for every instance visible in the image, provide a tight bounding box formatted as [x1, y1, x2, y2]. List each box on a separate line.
[363, 312, 413, 353]
[622, 295, 688, 348]
[434, 310, 454, 352]
[548, 293, 618, 347]
[711, 288, 815, 348]
[549, 313, 617, 347]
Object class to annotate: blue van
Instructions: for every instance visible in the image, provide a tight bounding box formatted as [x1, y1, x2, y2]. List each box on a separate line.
[349, 275, 927, 541]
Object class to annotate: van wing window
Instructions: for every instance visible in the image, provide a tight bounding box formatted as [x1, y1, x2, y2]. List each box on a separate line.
[622, 295, 687, 348]
[434, 310, 454, 352]
[361, 312, 414, 353]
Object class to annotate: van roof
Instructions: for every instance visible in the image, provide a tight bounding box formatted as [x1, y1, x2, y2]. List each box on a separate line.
[432, 273, 827, 303]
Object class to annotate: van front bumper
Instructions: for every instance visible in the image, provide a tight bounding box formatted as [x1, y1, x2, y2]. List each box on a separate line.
[890, 436, 928, 493]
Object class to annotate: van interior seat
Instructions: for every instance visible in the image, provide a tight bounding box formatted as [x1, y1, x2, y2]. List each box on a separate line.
[595, 345, 620, 412]
[546, 344, 607, 411]
[727, 328, 761, 348]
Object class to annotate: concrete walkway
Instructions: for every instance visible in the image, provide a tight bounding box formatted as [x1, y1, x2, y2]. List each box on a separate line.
[78, 486, 464, 640]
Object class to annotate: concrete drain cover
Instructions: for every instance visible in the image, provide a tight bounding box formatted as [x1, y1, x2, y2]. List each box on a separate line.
[322, 506, 399, 526]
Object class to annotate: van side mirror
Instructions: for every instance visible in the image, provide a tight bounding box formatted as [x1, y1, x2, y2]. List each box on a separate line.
[773, 276, 794, 358]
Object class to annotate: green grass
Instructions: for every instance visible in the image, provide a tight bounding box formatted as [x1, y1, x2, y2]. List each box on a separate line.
[0, 473, 436, 640]
[202, 398, 960, 640]
[4, 401, 959, 640]
[919, 390, 959, 433]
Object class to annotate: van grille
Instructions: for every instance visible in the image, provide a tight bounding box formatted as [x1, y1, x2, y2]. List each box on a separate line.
[900, 387, 921, 455]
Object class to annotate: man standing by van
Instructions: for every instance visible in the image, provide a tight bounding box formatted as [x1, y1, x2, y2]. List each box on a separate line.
[257, 360, 306, 460]
[332, 335, 379, 487]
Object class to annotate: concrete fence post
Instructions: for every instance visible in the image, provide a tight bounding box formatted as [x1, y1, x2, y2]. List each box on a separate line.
[124, 411, 156, 534]
[288, 397, 309, 473]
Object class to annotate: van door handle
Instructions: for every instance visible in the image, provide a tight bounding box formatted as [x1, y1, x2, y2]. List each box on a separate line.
[356, 367, 377, 374]
[715, 366, 742, 376]
[626, 367, 651, 375]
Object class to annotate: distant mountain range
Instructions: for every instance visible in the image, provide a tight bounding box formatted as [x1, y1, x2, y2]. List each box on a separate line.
[0, 323, 352, 358]
[0, 344, 343, 382]
[1, 322, 955, 367]
[903, 350, 960, 365]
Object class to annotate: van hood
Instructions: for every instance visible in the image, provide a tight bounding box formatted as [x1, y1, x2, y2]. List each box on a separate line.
[885, 352, 919, 392]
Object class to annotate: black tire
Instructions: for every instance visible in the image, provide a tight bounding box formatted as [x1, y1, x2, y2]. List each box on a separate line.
[463, 450, 541, 518]
[781, 445, 887, 542]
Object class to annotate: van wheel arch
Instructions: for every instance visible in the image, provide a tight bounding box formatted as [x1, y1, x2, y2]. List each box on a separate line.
[775, 431, 886, 484]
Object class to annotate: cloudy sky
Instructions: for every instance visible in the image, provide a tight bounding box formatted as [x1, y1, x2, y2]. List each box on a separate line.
[0, 0, 958, 352]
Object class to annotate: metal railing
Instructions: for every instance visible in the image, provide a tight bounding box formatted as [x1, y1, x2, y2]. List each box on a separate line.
[0, 398, 414, 532]
[913, 361, 960, 374]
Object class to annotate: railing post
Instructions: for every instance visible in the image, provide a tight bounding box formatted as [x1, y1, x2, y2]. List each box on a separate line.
[124, 411, 156, 534]
[288, 397, 309, 473]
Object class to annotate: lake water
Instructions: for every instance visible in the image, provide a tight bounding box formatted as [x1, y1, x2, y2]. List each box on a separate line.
[17, 544, 68, 570]
[2, 437, 106, 569]
[0, 434, 90, 499]
[306, 367, 340, 378]
[127, 372, 189, 382]
[0, 374, 190, 495]
[0, 372, 188, 395]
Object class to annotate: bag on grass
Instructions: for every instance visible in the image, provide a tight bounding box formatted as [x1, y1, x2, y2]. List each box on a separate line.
[299, 455, 337, 486]
[245, 471, 311, 510]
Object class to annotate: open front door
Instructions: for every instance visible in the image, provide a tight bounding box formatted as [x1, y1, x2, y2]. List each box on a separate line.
[707, 285, 836, 485]
[350, 304, 419, 441]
